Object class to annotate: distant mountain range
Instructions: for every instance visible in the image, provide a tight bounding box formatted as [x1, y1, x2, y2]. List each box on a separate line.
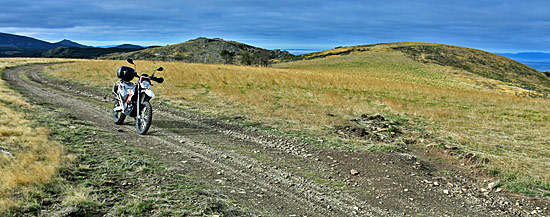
[1, 32, 549, 73]
[0, 32, 144, 57]
[1, 32, 59, 50]
[0, 32, 292, 65]
[0, 32, 290, 64]
[98, 44, 144, 49]
[112, 44, 144, 49]
[53, 39, 92, 48]
[0, 32, 92, 49]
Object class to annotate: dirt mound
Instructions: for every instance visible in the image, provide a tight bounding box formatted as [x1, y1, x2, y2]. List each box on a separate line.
[335, 114, 401, 142]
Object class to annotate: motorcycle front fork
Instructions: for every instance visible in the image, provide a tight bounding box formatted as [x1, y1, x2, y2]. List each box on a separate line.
[136, 90, 141, 119]
[114, 94, 124, 112]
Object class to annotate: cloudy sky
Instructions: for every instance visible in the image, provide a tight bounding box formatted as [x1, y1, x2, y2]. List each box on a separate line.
[0, 0, 548, 53]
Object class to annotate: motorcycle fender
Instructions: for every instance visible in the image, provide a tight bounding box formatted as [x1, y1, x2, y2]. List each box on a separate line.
[144, 89, 155, 98]
[140, 94, 151, 104]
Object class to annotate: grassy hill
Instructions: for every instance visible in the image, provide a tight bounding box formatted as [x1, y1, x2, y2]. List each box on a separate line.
[48, 42, 550, 195]
[289, 42, 550, 95]
[101, 37, 293, 65]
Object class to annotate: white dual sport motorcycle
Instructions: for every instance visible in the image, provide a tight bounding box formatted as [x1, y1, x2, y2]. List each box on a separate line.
[112, 59, 164, 135]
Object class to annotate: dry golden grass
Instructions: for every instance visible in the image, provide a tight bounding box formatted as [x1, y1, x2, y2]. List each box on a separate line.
[0, 58, 66, 213]
[46, 53, 550, 190]
[62, 185, 94, 206]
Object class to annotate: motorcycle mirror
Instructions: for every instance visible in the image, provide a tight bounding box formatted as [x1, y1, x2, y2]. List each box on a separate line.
[127, 59, 134, 65]
[157, 67, 163, 71]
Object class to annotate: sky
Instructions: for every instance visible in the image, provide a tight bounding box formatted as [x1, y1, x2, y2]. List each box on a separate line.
[0, 0, 549, 54]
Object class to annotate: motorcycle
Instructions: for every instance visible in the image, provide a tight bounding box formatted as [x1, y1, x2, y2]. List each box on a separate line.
[112, 59, 164, 134]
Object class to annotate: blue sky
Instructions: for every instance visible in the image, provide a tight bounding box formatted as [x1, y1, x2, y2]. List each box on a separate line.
[0, 0, 548, 54]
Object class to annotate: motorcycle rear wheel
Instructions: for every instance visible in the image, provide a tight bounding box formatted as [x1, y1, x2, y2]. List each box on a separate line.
[136, 101, 152, 135]
[113, 100, 126, 125]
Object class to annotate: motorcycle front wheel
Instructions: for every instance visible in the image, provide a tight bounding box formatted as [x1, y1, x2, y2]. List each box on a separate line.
[113, 100, 126, 125]
[136, 101, 152, 135]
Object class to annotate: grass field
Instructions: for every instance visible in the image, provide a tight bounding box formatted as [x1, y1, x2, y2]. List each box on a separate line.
[45, 50, 550, 195]
[0, 58, 244, 215]
[0, 58, 66, 213]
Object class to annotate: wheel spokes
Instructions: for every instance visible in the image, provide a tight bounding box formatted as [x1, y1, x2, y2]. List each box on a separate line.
[139, 106, 148, 130]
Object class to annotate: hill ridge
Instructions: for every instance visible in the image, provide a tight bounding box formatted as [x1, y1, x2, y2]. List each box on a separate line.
[0, 32, 57, 50]
[291, 42, 550, 93]
[101, 37, 293, 65]
[53, 39, 91, 48]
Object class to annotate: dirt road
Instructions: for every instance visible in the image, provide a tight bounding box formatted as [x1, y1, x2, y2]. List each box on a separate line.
[4, 65, 548, 216]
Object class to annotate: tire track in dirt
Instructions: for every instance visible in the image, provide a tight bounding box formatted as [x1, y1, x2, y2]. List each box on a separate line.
[5, 64, 548, 216]
[6, 65, 389, 216]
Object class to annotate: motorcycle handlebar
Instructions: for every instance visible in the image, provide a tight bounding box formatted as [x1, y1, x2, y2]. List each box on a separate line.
[150, 76, 164, 83]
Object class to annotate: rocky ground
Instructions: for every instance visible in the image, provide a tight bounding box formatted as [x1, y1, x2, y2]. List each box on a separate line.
[3, 64, 549, 216]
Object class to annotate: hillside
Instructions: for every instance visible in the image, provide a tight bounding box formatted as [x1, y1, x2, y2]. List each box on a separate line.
[291, 42, 550, 94]
[0, 32, 56, 57]
[0, 32, 57, 50]
[0, 47, 44, 57]
[42, 47, 144, 59]
[101, 37, 293, 65]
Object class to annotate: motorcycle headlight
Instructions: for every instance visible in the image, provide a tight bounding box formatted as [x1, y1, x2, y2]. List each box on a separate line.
[141, 80, 151, 89]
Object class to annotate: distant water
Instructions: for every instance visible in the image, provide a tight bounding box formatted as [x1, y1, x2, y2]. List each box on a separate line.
[515, 61, 550, 72]
[498, 52, 550, 72]
[284, 49, 321, 55]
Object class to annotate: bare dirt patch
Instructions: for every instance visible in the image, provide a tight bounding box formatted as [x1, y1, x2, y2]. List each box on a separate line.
[335, 114, 401, 142]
